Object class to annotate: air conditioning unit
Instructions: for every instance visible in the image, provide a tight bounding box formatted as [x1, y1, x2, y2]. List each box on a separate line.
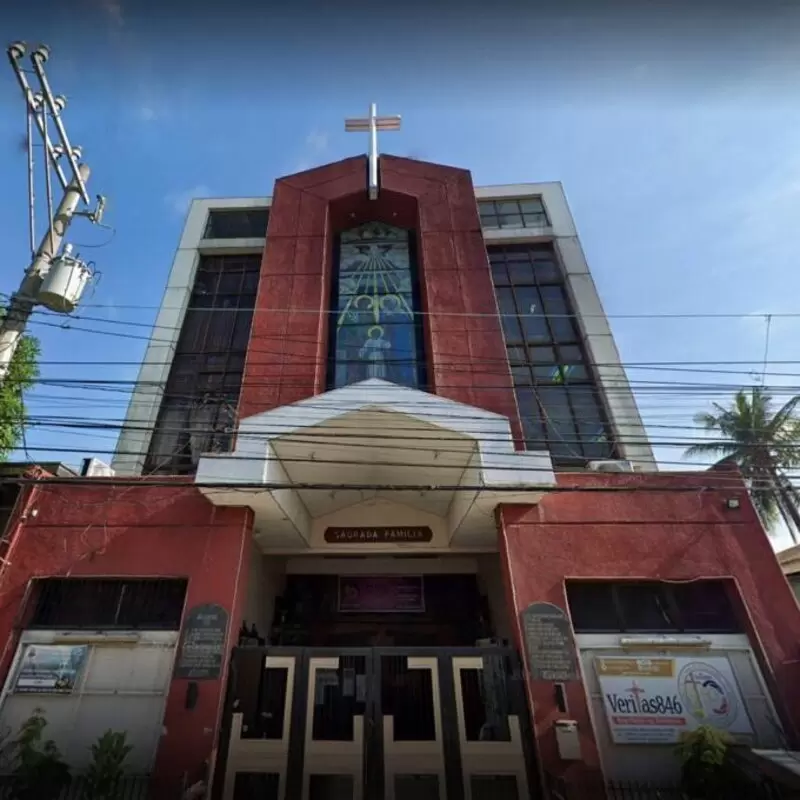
[587, 459, 635, 473]
[80, 458, 115, 477]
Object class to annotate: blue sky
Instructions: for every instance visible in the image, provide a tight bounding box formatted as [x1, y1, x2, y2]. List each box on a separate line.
[2, 0, 800, 549]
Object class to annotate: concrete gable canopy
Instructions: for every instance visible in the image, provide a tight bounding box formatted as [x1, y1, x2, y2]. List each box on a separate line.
[196, 379, 555, 551]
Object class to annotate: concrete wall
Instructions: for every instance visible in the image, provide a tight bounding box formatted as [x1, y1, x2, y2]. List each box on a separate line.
[242, 550, 285, 641]
[0, 480, 252, 799]
[0, 629, 178, 773]
[476, 554, 514, 642]
[496, 467, 800, 791]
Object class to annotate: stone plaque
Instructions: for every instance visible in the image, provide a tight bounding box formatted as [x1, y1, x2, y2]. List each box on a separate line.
[520, 601, 578, 682]
[324, 526, 433, 544]
[174, 603, 229, 680]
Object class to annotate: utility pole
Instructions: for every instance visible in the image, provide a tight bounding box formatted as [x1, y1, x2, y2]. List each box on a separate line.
[0, 41, 106, 387]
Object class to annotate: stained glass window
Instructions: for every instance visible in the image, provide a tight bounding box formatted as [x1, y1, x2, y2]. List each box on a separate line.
[328, 223, 426, 390]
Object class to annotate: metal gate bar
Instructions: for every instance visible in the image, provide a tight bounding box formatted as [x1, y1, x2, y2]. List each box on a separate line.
[213, 647, 541, 800]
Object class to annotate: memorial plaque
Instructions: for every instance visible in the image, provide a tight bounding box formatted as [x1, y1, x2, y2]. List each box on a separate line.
[520, 601, 578, 682]
[324, 526, 433, 544]
[174, 603, 229, 680]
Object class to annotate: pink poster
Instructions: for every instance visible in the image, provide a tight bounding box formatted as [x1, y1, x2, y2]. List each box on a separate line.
[338, 576, 425, 613]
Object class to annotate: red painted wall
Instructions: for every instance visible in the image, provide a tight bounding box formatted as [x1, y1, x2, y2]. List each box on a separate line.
[0, 480, 251, 799]
[239, 155, 521, 441]
[498, 467, 800, 791]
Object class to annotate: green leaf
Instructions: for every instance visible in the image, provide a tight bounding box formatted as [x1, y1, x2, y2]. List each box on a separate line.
[684, 388, 800, 536]
[0, 307, 40, 461]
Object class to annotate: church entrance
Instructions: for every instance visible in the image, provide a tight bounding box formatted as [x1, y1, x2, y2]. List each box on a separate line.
[213, 645, 539, 800]
[272, 573, 494, 648]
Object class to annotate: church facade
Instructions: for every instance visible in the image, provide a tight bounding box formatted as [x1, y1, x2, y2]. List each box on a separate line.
[0, 150, 799, 800]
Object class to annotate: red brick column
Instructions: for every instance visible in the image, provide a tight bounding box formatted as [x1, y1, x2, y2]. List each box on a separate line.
[151, 509, 252, 798]
[496, 507, 606, 796]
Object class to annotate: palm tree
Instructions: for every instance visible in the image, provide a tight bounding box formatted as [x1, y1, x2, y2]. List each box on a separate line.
[685, 387, 800, 543]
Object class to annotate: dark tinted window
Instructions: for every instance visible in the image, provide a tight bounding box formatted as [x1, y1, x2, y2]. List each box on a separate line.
[204, 208, 269, 239]
[478, 197, 548, 229]
[616, 583, 677, 631]
[31, 579, 187, 630]
[145, 254, 260, 474]
[567, 580, 741, 633]
[488, 243, 615, 465]
[565, 583, 618, 631]
[670, 581, 740, 632]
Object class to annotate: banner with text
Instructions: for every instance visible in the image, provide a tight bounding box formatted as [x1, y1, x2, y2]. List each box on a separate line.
[595, 656, 754, 744]
[13, 644, 88, 694]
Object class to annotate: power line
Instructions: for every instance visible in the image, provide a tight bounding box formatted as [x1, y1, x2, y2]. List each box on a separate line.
[14, 386, 800, 436]
[6, 291, 800, 321]
[16, 412, 800, 451]
[11, 410, 742, 434]
[7, 439, 800, 482]
[23, 355, 800, 381]
[0, 474, 758, 492]
[9, 365, 800, 392]
[10, 313, 800, 387]
[26, 357, 800, 369]
[13, 393, 758, 424]
[18, 312, 800, 369]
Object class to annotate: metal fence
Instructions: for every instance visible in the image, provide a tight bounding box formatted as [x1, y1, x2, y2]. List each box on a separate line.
[604, 778, 796, 800]
[544, 774, 684, 800]
[605, 781, 684, 800]
[546, 769, 799, 800]
[0, 773, 150, 799]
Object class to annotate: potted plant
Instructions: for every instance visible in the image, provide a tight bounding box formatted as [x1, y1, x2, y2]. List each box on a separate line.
[11, 709, 70, 800]
[83, 730, 133, 800]
[676, 725, 734, 799]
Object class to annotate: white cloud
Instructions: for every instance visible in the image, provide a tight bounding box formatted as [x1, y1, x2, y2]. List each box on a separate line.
[90, 0, 124, 26]
[136, 105, 157, 122]
[163, 185, 212, 216]
[305, 130, 329, 154]
[289, 130, 331, 173]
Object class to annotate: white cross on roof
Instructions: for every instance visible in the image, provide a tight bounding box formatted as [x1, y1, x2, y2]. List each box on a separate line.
[345, 103, 401, 201]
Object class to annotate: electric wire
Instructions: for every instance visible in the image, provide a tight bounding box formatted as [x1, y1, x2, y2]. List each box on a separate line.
[9, 438, 800, 484]
[6, 294, 800, 493]
[0, 474, 765, 492]
[4, 290, 800, 321]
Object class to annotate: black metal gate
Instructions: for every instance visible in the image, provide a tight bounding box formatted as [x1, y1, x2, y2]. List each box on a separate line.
[212, 647, 540, 800]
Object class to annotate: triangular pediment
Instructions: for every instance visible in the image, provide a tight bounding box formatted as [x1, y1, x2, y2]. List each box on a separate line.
[197, 379, 555, 551]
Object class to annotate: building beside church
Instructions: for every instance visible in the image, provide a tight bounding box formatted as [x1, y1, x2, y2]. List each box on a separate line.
[779, 544, 800, 602]
[0, 124, 799, 800]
